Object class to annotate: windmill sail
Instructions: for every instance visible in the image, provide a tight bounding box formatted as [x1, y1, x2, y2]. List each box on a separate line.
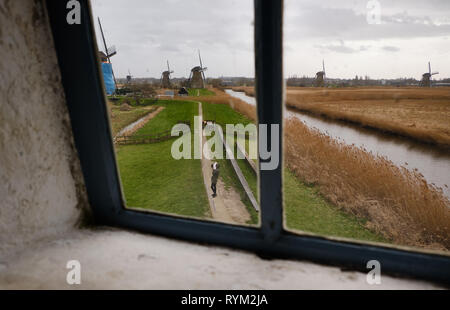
[322, 59, 326, 77]
[198, 50, 206, 83]
[107, 45, 117, 57]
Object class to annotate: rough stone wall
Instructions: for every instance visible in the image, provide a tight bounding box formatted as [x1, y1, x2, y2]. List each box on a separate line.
[0, 0, 90, 260]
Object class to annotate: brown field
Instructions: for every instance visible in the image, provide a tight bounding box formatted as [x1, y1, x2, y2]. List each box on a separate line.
[232, 86, 450, 148]
[211, 88, 450, 251]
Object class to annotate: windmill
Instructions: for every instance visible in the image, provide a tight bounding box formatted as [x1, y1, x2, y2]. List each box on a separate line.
[421, 61, 439, 87]
[315, 60, 326, 87]
[161, 61, 174, 88]
[188, 50, 207, 89]
[126, 69, 132, 84]
[97, 17, 117, 91]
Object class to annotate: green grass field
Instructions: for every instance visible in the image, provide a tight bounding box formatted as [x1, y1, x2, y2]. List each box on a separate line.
[283, 169, 387, 242]
[115, 100, 210, 218]
[188, 88, 215, 96]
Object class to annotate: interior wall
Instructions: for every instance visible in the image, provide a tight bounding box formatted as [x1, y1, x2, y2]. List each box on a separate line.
[0, 0, 90, 260]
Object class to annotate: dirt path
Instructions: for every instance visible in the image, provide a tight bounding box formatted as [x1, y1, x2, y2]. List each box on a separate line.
[115, 106, 165, 138]
[197, 102, 251, 224]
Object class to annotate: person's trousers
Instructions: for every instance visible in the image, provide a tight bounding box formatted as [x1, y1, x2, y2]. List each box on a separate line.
[211, 183, 216, 195]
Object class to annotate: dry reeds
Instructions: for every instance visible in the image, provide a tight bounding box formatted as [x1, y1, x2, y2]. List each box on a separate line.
[231, 86, 255, 98]
[285, 117, 449, 250]
[216, 88, 450, 251]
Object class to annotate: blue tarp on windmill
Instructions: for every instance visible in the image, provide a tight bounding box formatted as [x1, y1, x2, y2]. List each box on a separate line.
[101, 62, 115, 95]
[99, 51, 115, 95]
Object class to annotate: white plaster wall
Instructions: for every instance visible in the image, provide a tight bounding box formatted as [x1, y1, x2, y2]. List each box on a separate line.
[0, 0, 89, 260]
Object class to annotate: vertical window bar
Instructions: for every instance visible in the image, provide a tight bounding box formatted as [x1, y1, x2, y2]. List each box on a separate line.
[254, 0, 284, 244]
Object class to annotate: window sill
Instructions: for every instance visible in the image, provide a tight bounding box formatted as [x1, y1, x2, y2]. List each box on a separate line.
[0, 227, 442, 290]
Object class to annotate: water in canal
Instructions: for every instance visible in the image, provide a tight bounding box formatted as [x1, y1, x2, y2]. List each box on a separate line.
[225, 89, 450, 198]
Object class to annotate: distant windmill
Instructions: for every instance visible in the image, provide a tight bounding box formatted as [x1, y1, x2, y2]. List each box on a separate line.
[161, 61, 174, 88]
[126, 69, 132, 84]
[315, 60, 326, 87]
[421, 61, 439, 87]
[188, 50, 207, 89]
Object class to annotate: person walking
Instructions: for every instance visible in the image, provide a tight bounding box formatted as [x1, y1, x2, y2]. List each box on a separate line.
[211, 161, 220, 197]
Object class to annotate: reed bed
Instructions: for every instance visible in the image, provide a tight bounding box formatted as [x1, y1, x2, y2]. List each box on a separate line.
[285, 117, 449, 250]
[213, 89, 450, 251]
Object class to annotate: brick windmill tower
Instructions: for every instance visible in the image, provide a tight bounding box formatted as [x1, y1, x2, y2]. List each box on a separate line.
[420, 61, 439, 87]
[315, 60, 326, 87]
[160, 60, 174, 88]
[188, 50, 207, 89]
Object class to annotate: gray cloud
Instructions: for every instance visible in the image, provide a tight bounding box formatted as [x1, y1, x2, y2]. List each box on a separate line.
[285, 1, 450, 41]
[91, 0, 450, 79]
[315, 41, 371, 54]
[92, 0, 254, 77]
[382, 46, 400, 52]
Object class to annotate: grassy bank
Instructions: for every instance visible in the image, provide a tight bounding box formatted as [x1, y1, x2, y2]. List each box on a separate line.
[284, 169, 386, 242]
[188, 88, 215, 96]
[115, 100, 210, 218]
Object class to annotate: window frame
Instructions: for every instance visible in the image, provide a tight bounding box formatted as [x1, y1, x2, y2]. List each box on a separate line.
[46, 0, 450, 285]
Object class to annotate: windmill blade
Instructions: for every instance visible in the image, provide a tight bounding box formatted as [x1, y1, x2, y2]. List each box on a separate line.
[167, 60, 170, 72]
[198, 50, 203, 68]
[107, 45, 117, 57]
[431, 72, 439, 76]
[322, 59, 325, 76]
[428, 62, 431, 74]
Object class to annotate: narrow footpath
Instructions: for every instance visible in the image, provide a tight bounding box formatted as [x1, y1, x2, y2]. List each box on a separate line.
[197, 102, 251, 225]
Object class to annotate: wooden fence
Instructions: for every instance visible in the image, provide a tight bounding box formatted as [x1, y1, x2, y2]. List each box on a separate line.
[115, 121, 190, 145]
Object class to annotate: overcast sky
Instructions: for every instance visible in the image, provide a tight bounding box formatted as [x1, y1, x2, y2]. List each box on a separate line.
[91, 0, 450, 79]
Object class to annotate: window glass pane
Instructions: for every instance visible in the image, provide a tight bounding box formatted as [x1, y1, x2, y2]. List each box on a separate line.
[90, 0, 259, 226]
[282, 0, 450, 253]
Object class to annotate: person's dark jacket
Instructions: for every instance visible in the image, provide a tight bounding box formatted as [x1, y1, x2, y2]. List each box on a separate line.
[211, 163, 220, 184]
